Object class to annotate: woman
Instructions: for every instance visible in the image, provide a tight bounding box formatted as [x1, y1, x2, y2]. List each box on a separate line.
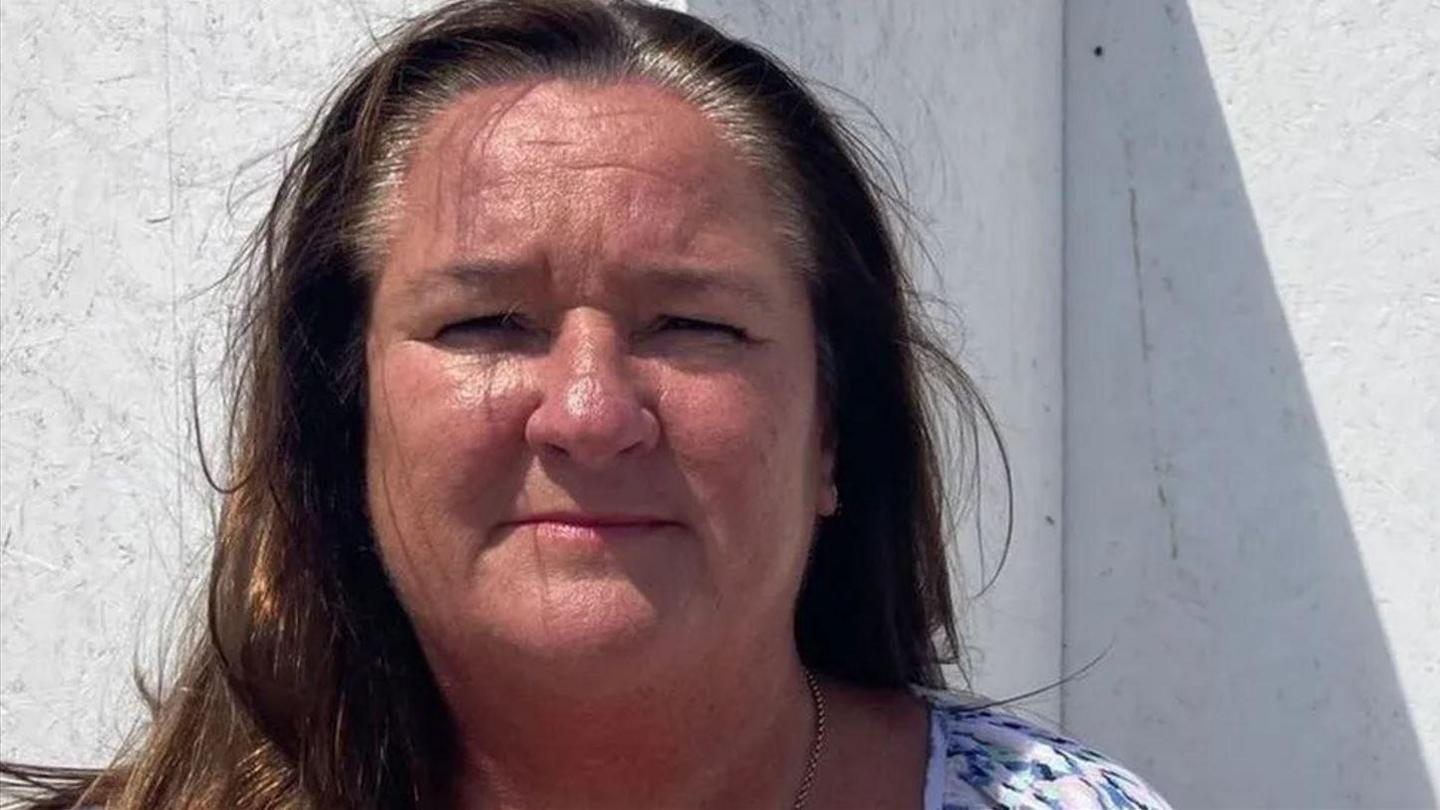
[2, 1, 1169, 808]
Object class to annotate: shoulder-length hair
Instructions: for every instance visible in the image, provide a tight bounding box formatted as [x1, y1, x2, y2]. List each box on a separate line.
[3, 1, 1002, 807]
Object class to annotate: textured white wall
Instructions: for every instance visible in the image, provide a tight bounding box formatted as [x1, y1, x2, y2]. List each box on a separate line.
[0, 0, 430, 765]
[687, 0, 1066, 721]
[1064, 1, 1439, 807]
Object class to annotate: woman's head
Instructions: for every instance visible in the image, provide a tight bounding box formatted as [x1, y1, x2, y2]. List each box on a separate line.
[366, 78, 836, 697]
[35, 1, 994, 807]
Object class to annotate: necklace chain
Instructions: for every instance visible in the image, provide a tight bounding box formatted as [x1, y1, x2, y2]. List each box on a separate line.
[791, 668, 826, 810]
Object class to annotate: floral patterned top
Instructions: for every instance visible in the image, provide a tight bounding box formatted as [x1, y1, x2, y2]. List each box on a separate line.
[917, 688, 1171, 810]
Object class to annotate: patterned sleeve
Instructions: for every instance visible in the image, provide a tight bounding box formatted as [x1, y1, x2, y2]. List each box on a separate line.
[921, 690, 1172, 810]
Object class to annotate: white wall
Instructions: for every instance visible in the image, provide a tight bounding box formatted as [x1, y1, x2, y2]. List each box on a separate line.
[1064, 1, 1438, 806]
[0, 0, 429, 765]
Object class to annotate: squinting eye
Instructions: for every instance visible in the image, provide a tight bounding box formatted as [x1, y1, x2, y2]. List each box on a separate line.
[436, 311, 529, 340]
[655, 316, 748, 341]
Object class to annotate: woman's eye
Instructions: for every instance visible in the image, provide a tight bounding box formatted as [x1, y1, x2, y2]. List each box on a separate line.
[436, 312, 529, 340]
[655, 316, 748, 341]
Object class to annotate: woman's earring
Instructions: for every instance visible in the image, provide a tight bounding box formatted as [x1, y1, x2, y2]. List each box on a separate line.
[830, 483, 841, 516]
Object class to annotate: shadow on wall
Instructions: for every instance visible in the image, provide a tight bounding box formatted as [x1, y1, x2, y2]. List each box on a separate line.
[1064, 2, 1435, 808]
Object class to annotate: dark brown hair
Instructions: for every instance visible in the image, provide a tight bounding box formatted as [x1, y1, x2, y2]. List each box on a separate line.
[2, 1, 1003, 807]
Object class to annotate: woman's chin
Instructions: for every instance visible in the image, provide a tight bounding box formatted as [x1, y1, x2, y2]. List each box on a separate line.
[468, 577, 694, 674]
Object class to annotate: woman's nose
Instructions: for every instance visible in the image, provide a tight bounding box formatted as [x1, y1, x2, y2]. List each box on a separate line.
[523, 314, 659, 466]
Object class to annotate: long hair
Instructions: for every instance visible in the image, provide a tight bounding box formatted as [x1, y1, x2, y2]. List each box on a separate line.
[2, 1, 1003, 807]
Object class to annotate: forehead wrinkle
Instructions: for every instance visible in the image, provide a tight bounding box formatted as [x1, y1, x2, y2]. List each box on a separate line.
[552, 159, 691, 188]
[546, 100, 675, 121]
[499, 83, 725, 175]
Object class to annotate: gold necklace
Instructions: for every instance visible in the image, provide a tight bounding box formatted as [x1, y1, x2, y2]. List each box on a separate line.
[791, 668, 826, 810]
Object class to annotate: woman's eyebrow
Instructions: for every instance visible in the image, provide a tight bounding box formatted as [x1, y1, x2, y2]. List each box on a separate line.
[402, 261, 779, 314]
[401, 260, 527, 304]
[631, 266, 778, 315]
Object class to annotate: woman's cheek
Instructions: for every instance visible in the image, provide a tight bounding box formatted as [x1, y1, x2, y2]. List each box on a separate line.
[378, 347, 527, 444]
[663, 367, 816, 614]
[369, 346, 533, 544]
[659, 368, 771, 457]
[659, 366, 799, 525]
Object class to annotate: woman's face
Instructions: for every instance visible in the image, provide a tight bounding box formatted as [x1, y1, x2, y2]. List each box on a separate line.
[364, 80, 836, 689]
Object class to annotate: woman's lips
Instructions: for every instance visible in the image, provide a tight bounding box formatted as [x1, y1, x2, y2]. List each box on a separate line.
[504, 515, 679, 544]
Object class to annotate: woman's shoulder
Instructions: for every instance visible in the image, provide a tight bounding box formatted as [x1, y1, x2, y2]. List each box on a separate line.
[912, 687, 1172, 810]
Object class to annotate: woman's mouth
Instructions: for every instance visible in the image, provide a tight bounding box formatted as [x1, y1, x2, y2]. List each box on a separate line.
[503, 513, 680, 544]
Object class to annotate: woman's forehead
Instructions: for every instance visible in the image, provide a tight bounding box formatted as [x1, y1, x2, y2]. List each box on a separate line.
[386, 79, 790, 281]
[404, 80, 753, 207]
[439, 81, 711, 151]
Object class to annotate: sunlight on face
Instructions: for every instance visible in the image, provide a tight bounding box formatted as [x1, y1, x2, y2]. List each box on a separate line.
[364, 80, 836, 692]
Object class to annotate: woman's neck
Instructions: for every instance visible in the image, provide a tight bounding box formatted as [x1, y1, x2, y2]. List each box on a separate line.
[444, 642, 816, 810]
